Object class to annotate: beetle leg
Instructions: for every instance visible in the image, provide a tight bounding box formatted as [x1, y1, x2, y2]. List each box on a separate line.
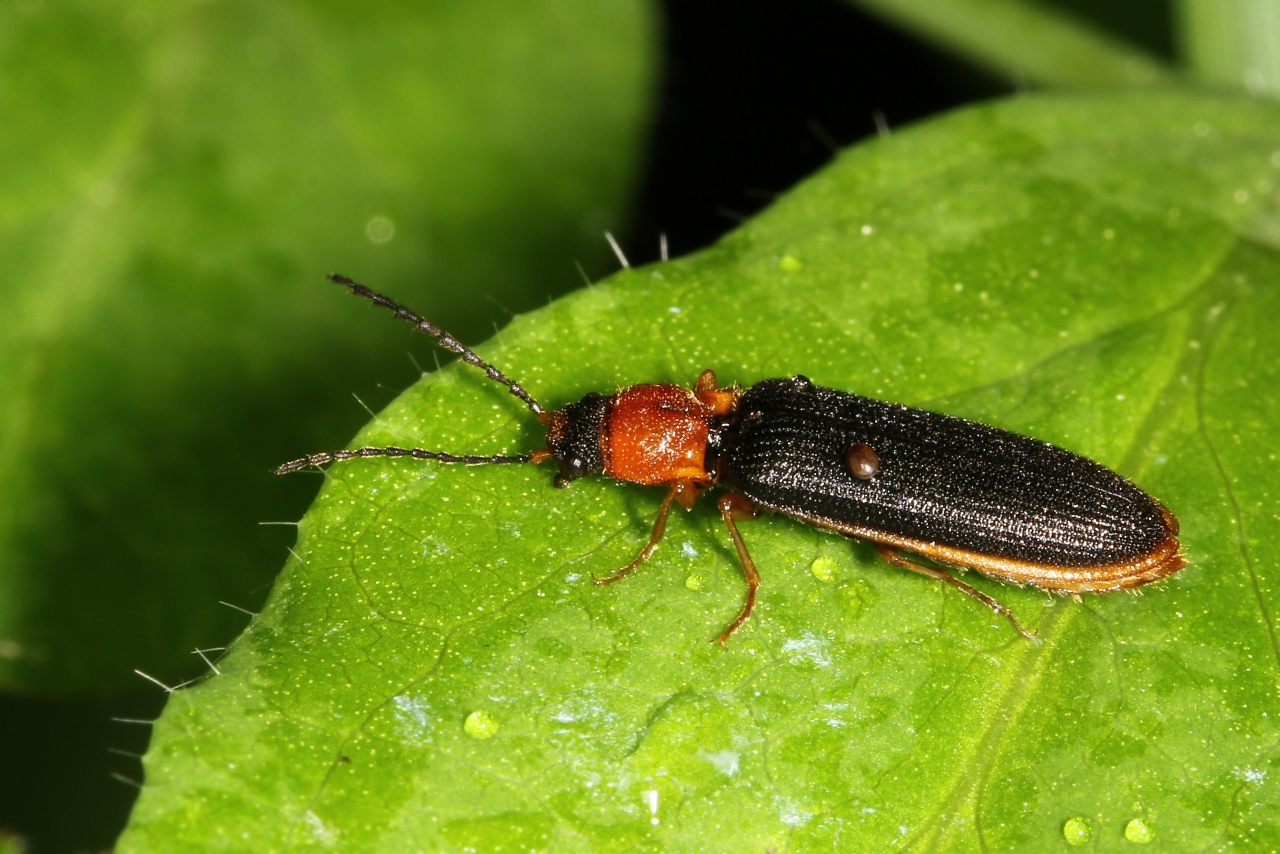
[714, 493, 761, 645]
[874, 544, 1035, 639]
[595, 482, 683, 586]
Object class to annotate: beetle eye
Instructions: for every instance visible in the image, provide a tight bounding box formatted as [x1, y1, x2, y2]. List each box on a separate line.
[555, 455, 591, 487]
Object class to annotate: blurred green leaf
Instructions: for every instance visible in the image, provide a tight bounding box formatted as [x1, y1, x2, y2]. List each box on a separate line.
[121, 91, 1280, 850]
[0, 0, 654, 693]
[1177, 0, 1280, 98]
[847, 0, 1176, 86]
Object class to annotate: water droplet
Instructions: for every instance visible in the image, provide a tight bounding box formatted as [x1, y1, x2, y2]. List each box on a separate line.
[1062, 816, 1091, 846]
[810, 556, 838, 582]
[1124, 817, 1154, 844]
[464, 710, 499, 740]
[365, 215, 395, 244]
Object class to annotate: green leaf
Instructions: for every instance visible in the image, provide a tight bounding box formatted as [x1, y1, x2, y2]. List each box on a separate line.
[0, 0, 654, 693]
[1178, 0, 1280, 98]
[121, 91, 1280, 850]
[847, 0, 1176, 86]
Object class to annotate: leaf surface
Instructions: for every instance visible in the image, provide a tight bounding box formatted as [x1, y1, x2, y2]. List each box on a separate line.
[122, 91, 1280, 851]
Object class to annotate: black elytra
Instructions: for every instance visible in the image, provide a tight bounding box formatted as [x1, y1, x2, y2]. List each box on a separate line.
[715, 377, 1174, 568]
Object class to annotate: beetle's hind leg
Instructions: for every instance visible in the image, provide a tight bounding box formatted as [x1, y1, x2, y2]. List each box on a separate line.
[874, 544, 1034, 639]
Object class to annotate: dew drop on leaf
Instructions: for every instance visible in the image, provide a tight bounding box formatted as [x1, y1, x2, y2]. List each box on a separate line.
[464, 710, 500, 740]
[1124, 817, 1154, 844]
[1061, 816, 1091, 846]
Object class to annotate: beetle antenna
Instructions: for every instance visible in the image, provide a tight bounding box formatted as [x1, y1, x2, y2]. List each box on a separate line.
[275, 447, 533, 476]
[328, 273, 545, 417]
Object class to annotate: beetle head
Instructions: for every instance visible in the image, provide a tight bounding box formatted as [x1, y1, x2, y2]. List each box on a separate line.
[542, 393, 609, 487]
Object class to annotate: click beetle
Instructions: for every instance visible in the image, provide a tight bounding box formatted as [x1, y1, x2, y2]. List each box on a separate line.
[279, 275, 1185, 642]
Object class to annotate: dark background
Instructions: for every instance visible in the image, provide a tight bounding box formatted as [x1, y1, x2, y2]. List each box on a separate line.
[1, 0, 1175, 849]
[628, 0, 995, 266]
